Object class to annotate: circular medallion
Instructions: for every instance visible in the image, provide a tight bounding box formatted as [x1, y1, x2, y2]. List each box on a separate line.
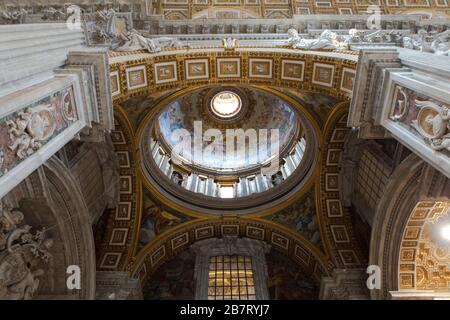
[416, 104, 446, 139]
[28, 110, 56, 141]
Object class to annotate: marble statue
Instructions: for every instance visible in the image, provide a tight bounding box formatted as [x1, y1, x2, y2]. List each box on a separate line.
[96, 9, 121, 37]
[89, 9, 134, 46]
[116, 29, 180, 53]
[287, 29, 341, 50]
[402, 30, 429, 51]
[363, 29, 404, 43]
[1, 9, 27, 24]
[430, 30, 450, 56]
[171, 171, 184, 186]
[344, 28, 363, 43]
[401, 29, 450, 56]
[41, 7, 66, 21]
[271, 171, 284, 187]
[430, 134, 450, 152]
[402, 36, 422, 50]
[0, 203, 53, 300]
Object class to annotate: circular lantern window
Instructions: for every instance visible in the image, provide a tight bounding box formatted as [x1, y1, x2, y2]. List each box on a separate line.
[210, 91, 242, 119]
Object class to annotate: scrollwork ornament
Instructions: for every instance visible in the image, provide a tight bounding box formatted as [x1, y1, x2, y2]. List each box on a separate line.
[391, 86, 408, 121]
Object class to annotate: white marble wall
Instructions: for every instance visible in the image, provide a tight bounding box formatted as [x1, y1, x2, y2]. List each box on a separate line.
[348, 47, 450, 179]
[0, 23, 113, 199]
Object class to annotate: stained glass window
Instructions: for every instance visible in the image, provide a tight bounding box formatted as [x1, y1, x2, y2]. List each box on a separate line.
[207, 255, 256, 300]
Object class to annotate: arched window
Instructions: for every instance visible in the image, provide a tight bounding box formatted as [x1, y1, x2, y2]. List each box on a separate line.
[191, 237, 270, 300]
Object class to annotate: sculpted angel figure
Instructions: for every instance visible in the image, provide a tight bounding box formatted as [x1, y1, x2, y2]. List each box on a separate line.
[342, 29, 363, 43]
[41, 7, 66, 21]
[402, 36, 420, 50]
[430, 134, 450, 152]
[1, 9, 27, 24]
[287, 28, 340, 50]
[0, 203, 54, 300]
[6, 108, 43, 159]
[96, 9, 120, 37]
[430, 30, 450, 56]
[116, 29, 180, 53]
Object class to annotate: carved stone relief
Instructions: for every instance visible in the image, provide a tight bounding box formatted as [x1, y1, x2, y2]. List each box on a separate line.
[390, 85, 450, 154]
[0, 202, 54, 300]
[0, 87, 78, 177]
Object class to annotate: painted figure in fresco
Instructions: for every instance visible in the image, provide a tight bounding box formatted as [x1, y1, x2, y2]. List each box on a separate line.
[269, 193, 321, 244]
[266, 251, 318, 300]
[139, 204, 182, 246]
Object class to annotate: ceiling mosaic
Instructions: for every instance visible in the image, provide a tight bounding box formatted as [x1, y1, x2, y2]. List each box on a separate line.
[279, 88, 340, 128]
[138, 188, 195, 250]
[264, 189, 323, 250]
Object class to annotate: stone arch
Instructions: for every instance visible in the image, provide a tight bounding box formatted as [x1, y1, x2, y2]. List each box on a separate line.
[41, 157, 97, 299]
[1, 156, 96, 300]
[396, 201, 450, 295]
[369, 154, 424, 299]
[130, 218, 332, 289]
[316, 104, 368, 269]
[368, 153, 440, 299]
[96, 109, 142, 272]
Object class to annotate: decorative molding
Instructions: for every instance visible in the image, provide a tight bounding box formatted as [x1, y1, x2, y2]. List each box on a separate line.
[130, 218, 331, 288]
[109, 48, 357, 105]
[96, 271, 143, 300]
[97, 111, 141, 272]
[347, 49, 401, 139]
[319, 269, 370, 300]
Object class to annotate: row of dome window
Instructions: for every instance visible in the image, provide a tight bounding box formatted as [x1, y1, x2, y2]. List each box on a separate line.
[150, 138, 306, 198]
